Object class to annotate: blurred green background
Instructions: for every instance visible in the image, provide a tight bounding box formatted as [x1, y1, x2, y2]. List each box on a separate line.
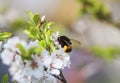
[1, 0, 120, 83]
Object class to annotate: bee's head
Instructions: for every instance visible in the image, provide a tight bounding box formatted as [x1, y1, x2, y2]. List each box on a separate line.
[57, 36, 72, 47]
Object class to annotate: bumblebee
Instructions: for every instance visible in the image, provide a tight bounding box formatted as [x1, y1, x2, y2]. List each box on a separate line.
[57, 36, 72, 53]
[57, 36, 81, 53]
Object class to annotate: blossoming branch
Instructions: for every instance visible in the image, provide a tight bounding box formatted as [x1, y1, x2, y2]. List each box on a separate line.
[0, 12, 71, 83]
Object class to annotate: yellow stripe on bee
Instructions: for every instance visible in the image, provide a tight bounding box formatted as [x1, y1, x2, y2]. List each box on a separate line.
[64, 45, 68, 51]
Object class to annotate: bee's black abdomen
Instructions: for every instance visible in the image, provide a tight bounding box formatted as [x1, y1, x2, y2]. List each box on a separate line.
[65, 48, 72, 53]
[57, 36, 72, 53]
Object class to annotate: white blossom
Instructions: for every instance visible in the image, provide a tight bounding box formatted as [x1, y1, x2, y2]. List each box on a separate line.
[27, 40, 39, 49]
[0, 41, 2, 47]
[1, 49, 15, 65]
[18, 77, 32, 83]
[0, 32, 71, 83]
[3, 36, 27, 52]
[41, 50, 52, 67]
[52, 59, 63, 69]
[51, 32, 61, 48]
[44, 72, 57, 82]
[51, 48, 71, 68]
[50, 69, 60, 75]
[9, 55, 24, 81]
[62, 53, 71, 68]
[22, 60, 44, 80]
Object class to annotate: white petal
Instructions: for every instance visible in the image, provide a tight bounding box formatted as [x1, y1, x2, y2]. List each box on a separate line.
[9, 63, 18, 75]
[1, 50, 14, 65]
[42, 50, 50, 57]
[18, 77, 31, 83]
[52, 59, 63, 69]
[14, 55, 24, 66]
[33, 66, 44, 79]
[32, 55, 42, 64]
[41, 16, 45, 22]
[42, 55, 52, 67]
[50, 69, 60, 75]
[63, 55, 70, 62]
[22, 61, 44, 79]
[4, 36, 27, 52]
[0, 41, 2, 46]
[27, 40, 39, 49]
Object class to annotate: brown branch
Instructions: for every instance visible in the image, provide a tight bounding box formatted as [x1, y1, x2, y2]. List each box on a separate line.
[59, 70, 67, 83]
[51, 70, 67, 83]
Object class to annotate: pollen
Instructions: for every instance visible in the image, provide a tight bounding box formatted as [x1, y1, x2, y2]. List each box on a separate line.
[64, 45, 68, 51]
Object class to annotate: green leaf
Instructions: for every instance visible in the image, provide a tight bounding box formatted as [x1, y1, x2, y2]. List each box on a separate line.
[90, 46, 118, 61]
[17, 43, 32, 60]
[10, 18, 27, 32]
[25, 12, 58, 54]
[36, 47, 44, 54]
[14, 81, 17, 83]
[45, 30, 51, 43]
[0, 32, 12, 41]
[35, 24, 41, 35]
[22, 53, 32, 60]
[28, 47, 37, 55]
[17, 43, 26, 54]
[30, 28, 39, 38]
[25, 24, 40, 40]
[46, 22, 55, 29]
[24, 30, 35, 39]
[46, 30, 51, 38]
[27, 21, 34, 27]
[33, 14, 40, 25]
[50, 42, 55, 52]
[26, 11, 34, 21]
[2, 73, 8, 83]
[39, 40, 46, 48]
[78, 0, 111, 21]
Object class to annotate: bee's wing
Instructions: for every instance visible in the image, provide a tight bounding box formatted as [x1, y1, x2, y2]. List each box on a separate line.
[70, 39, 81, 48]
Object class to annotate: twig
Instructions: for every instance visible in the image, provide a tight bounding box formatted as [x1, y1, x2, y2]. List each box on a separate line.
[59, 70, 67, 83]
[52, 70, 67, 83]
[52, 74, 62, 81]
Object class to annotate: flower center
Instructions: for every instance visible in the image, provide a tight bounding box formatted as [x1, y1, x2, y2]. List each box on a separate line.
[56, 54, 62, 59]
[30, 61, 38, 69]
